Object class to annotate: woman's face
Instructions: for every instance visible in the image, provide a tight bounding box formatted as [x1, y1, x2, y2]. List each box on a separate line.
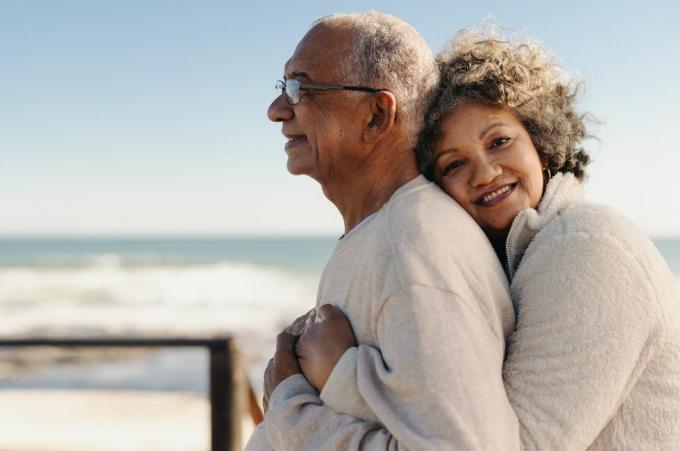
[433, 102, 545, 241]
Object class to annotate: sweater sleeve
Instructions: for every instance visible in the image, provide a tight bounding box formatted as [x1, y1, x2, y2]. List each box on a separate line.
[263, 284, 519, 451]
[244, 423, 274, 451]
[503, 232, 663, 450]
[319, 345, 380, 423]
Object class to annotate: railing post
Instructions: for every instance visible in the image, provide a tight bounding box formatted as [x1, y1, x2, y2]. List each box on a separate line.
[210, 339, 243, 451]
[0, 338, 249, 450]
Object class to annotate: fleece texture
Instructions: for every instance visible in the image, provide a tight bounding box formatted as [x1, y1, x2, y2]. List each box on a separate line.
[503, 172, 680, 450]
[245, 175, 518, 451]
[249, 172, 680, 450]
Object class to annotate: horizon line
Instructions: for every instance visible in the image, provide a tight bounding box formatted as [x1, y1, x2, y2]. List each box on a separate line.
[0, 232, 341, 240]
[0, 232, 678, 241]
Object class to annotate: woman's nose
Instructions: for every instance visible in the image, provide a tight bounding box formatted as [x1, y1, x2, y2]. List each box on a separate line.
[470, 156, 502, 187]
[267, 94, 293, 122]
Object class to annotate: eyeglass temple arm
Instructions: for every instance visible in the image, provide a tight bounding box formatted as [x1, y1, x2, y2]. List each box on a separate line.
[300, 82, 385, 94]
[341, 86, 384, 93]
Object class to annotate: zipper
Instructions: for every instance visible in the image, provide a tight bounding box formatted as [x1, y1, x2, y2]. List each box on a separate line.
[505, 211, 525, 280]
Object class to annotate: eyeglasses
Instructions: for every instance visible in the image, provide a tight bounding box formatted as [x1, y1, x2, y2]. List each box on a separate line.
[275, 79, 386, 105]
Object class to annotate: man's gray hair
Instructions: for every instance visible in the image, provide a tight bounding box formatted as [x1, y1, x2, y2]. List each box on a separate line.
[314, 11, 439, 148]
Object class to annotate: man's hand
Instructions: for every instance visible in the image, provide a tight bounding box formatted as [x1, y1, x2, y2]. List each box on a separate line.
[262, 308, 315, 412]
[263, 332, 301, 412]
[296, 304, 357, 391]
[284, 308, 316, 335]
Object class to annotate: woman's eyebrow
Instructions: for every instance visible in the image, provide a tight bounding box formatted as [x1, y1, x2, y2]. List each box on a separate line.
[433, 147, 459, 164]
[479, 122, 507, 139]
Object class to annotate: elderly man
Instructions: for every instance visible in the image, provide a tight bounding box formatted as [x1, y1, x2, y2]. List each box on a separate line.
[246, 12, 518, 450]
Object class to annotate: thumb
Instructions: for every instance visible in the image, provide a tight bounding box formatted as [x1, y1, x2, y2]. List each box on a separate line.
[317, 304, 341, 321]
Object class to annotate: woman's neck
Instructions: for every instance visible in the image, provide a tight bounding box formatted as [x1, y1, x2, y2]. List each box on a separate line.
[488, 233, 509, 269]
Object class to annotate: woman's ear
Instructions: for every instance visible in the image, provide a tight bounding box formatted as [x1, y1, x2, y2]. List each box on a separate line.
[363, 91, 397, 143]
[540, 158, 553, 184]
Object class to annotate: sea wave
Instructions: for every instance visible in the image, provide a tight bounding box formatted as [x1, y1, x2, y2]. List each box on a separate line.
[0, 260, 320, 339]
[25, 252, 245, 268]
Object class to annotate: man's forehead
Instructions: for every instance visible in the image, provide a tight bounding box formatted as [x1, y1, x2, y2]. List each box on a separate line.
[283, 24, 352, 81]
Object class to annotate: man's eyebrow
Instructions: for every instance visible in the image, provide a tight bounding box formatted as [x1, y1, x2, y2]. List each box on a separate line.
[479, 122, 507, 139]
[285, 71, 311, 80]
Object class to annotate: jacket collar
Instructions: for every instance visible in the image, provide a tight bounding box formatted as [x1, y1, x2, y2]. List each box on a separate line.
[505, 172, 585, 279]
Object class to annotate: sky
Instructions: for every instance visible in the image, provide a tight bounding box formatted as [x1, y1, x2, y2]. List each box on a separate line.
[1, 0, 679, 237]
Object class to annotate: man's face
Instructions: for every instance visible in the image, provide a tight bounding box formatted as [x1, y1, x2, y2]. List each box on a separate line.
[267, 25, 369, 183]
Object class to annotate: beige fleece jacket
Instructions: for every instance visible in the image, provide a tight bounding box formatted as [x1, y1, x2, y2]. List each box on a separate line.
[503, 173, 680, 450]
[245, 175, 518, 450]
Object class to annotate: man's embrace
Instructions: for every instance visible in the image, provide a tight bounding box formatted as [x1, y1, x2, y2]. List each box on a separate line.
[246, 12, 518, 450]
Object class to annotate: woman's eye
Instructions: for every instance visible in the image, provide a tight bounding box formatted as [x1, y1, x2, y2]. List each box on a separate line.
[442, 160, 464, 175]
[491, 137, 511, 148]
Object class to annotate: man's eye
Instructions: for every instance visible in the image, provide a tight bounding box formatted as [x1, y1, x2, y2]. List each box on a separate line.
[300, 89, 315, 99]
[491, 137, 511, 148]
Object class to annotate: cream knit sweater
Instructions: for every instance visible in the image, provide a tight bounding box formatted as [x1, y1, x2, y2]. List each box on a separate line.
[503, 173, 680, 450]
[245, 175, 518, 450]
[295, 173, 680, 450]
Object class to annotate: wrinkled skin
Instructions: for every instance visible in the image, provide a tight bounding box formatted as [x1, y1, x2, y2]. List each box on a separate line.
[262, 305, 357, 411]
[262, 309, 314, 412]
[296, 304, 357, 391]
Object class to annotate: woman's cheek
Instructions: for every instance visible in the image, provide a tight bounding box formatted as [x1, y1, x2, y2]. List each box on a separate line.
[450, 179, 469, 208]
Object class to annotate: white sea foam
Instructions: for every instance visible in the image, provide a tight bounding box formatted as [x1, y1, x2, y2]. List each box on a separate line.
[0, 260, 320, 340]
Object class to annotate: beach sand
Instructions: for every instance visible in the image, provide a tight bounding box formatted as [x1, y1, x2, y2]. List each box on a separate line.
[0, 389, 256, 451]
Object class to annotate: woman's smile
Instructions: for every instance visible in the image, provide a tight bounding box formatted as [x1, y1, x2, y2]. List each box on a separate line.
[476, 182, 516, 206]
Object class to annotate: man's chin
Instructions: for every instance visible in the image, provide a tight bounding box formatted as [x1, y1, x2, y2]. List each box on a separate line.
[286, 158, 313, 177]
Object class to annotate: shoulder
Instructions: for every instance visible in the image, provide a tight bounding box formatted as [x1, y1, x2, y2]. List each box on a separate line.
[520, 199, 675, 325]
[542, 200, 655, 264]
[558, 200, 639, 237]
[384, 176, 486, 247]
[382, 177, 496, 275]
[531, 198, 657, 276]
[378, 177, 514, 335]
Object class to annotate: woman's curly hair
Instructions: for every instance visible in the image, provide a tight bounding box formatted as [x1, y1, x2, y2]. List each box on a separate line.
[417, 27, 592, 181]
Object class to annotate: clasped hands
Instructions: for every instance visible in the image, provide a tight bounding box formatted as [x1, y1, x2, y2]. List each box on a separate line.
[263, 304, 357, 412]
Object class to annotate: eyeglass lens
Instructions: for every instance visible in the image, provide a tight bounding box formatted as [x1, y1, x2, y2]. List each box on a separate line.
[285, 79, 300, 104]
[276, 79, 300, 105]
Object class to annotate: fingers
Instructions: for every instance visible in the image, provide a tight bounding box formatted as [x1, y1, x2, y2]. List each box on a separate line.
[264, 357, 274, 380]
[272, 332, 302, 385]
[285, 308, 316, 336]
[275, 332, 300, 368]
[305, 308, 316, 327]
[316, 304, 343, 321]
[284, 305, 342, 335]
[263, 357, 274, 413]
[276, 331, 298, 353]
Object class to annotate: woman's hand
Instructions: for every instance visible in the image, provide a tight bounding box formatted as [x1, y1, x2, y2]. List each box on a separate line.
[296, 304, 357, 392]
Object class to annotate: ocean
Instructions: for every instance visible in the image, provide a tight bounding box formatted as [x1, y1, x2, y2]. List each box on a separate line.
[0, 236, 337, 394]
[0, 237, 336, 338]
[0, 236, 678, 393]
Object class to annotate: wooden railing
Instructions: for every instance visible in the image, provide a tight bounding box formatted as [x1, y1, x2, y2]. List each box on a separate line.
[0, 337, 264, 451]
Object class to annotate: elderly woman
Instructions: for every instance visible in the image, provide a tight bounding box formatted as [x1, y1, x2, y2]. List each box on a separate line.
[296, 29, 680, 449]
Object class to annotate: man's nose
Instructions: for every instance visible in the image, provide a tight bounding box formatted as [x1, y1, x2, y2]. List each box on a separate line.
[267, 94, 293, 122]
[470, 155, 502, 187]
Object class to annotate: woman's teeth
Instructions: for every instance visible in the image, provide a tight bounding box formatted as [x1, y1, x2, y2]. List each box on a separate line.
[482, 185, 512, 204]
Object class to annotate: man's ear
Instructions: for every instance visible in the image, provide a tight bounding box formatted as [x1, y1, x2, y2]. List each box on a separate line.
[363, 91, 397, 143]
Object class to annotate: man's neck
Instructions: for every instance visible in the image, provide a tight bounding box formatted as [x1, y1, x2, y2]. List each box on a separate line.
[322, 147, 420, 234]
